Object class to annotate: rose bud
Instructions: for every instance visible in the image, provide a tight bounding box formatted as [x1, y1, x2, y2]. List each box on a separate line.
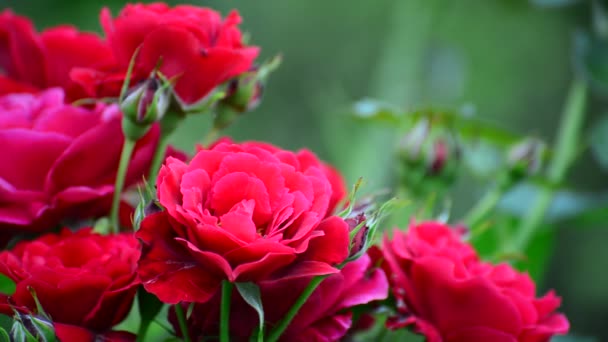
[137, 141, 350, 304]
[10, 311, 55, 342]
[373, 221, 569, 341]
[507, 138, 545, 180]
[346, 213, 368, 258]
[120, 74, 170, 140]
[398, 120, 460, 196]
[213, 56, 281, 130]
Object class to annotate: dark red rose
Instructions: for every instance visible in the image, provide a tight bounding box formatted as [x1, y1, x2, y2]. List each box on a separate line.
[54, 323, 135, 342]
[373, 222, 569, 342]
[73, 3, 259, 106]
[0, 10, 114, 100]
[0, 88, 158, 238]
[169, 253, 388, 341]
[0, 229, 140, 334]
[137, 141, 350, 304]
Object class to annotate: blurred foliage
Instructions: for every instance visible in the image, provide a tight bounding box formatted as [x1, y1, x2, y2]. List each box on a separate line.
[3, 0, 608, 339]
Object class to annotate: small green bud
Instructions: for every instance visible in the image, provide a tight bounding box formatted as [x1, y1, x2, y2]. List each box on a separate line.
[120, 74, 171, 140]
[507, 138, 545, 179]
[11, 312, 56, 342]
[397, 119, 460, 196]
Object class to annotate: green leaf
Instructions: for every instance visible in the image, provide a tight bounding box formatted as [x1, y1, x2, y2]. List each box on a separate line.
[529, 0, 581, 7]
[0, 327, 8, 342]
[234, 282, 264, 342]
[138, 288, 164, 335]
[573, 30, 608, 93]
[0, 275, 15, 295]
[589, 115, 608, 169]
[499, 183, 608, 222]
[352, 99, 402, 124]
[552, 335, 599, 342]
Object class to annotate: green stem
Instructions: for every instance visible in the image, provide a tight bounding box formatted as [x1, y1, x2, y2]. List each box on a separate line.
[220, 281, 234, 342]
[110, 138, 136, 234]
[266, 275, 327, 342]
[148, 134, 170, 184]
[136, 321, 150, 342]
[508, 79, 587, 253]
[174, 304, 191, 342]
[464, 173, 513, 233]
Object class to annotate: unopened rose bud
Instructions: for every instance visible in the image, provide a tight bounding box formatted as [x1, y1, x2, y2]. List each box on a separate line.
[213, 56, 281, 130]
[397, 120, 460, 196]
[120, 74, 170, 140]
[346, 213, 368, 257]
[507, 138, 545, 179]
[11, 312, 56, 342]
[222, 71, 263, 113]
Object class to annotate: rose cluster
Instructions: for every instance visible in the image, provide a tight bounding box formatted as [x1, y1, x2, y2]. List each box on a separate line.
[0, 2, 570, 342]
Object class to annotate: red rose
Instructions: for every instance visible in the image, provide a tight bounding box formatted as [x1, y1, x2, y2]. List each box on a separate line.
[0, 10, 114, 100]
[0, 88, 157, 238]
[171, 254, 388, 341]
[137, 141, 350, 304]
[0, 229, 140, 335]
[73, 3, 259, 106]
[54, 323, 136, 342]
[206, 139, 347, 216]
[374, 222, 569, 342]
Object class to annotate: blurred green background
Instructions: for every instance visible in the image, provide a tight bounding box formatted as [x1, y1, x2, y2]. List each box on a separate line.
[3, 0, 607, 339]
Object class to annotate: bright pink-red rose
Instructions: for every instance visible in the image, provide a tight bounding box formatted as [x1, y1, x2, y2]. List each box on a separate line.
[73, 3, 259, 106]
[0, 88, 158, 238]
[170, 254, 388, 341]
[0, 10, 114, 100]
[374, 222, 569, 342]
[205, 139, 347, 216]
[0, 229, 140, 336]
[137, 141, 350, 304]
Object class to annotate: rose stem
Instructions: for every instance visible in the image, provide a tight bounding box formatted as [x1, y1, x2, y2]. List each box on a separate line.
[110, 138, 136, 234]
[220, 280, 234, 342]
[174, 304, 191, 342]
[508, 79, 587, 254]
[464, 172, 514, 234]
[266, 275, 328, 342]
[148, 133, 170, 184]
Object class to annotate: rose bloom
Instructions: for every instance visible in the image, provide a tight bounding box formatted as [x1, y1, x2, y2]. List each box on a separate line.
[137, 141, 350, 304]
[0, 228, 140, 341]
[73, 3, 259, 106]
[0, 10, 114, 99]
[170, 254, 388, 342]
[0, 88, 157, 240]
[373, 222, 569, 342]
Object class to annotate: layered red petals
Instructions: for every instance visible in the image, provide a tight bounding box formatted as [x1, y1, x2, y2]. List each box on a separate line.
[0, 10, 115, 100]
[71, 3, 259, 105]
[0, 89, 157, 238]
[0, 229, 140, 333]
[137, 142, 349, 304]
[376, 222, 569, 342]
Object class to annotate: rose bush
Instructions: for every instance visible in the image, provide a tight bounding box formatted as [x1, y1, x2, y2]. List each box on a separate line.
[0, 10, 114, 100]
[0, 228, 140, 338]
[373, 221, 569, 342]
[137, 141, 350, 303]
[0, 88, 157, 239]
[170, 254, 388, 342]
[73, 3, 259, 106]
